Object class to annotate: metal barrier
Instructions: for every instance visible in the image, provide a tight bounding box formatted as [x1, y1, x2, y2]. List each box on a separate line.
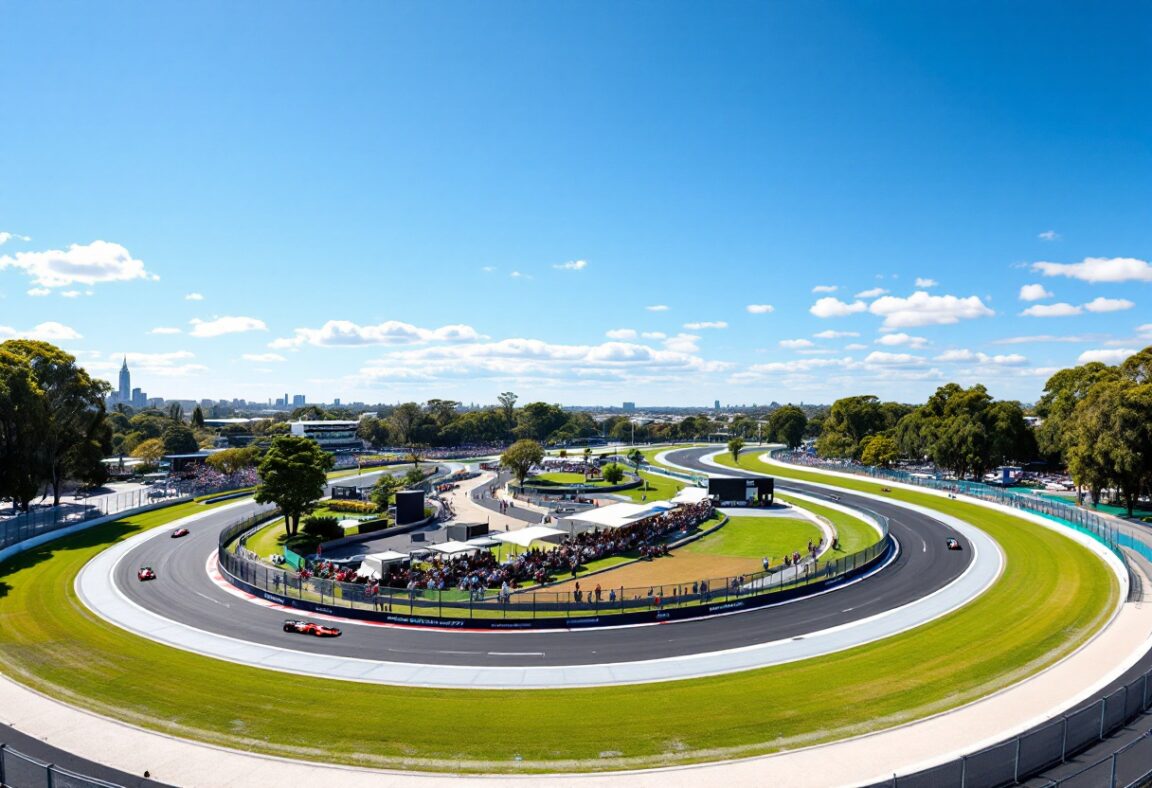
[217, 508, 891, 626]
[0, 742, 122, 788]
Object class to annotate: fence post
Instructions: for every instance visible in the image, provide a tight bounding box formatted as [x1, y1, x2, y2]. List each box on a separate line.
[1144, 673, 1150, 711]
[1099, 699, 1107, 739]
[1013, 736, 1021, 783]
[46, 762, 55, 788]
[959, 754, 966, 787]
[1061, 716, 1068, 761]
[0, 742, 6, 785]
[1110, 751, 1118, 787]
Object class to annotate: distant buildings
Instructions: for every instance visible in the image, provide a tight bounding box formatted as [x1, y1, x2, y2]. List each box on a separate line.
[108, 358, 148, 408]
[287, 420, 363, 452]
[292, 394, 306, 407]
[622, 401, 636, 412]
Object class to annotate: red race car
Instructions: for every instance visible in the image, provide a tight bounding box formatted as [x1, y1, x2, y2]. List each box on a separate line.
[283, 619, 342, 637]
[171, 528, 190, 538]
[946, 538, 962, 551]
[138, 566, 157, 581]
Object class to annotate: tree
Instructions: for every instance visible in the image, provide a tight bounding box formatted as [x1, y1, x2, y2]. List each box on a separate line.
[514, 402, 567, 442]
[498, 391, 518, 434]
[860, 434, 900, 467]
[0, 348, 48, 510]
[728, 436, 745, 463]
[817, 395, 886, 459]
[1034, 362, 1119, 460]
[168, 402, 184, 422]
[205, 446, 259, 475]
[388, 402, 423, 445]
[602, 463, 625, 484]
[1, 340, 110, 505]
[501, 439, 544, 486]
[370, 474, 402, 512]
[768, 405, 807, 448]
[403, 466, 426, 488]
[1067, 380, 1152, 516]
[132, 437, 165, 464]
[254, 435, 335, 536]
[626, 447, 645, 487]
[190, 405, 206, 429]
[162, 424, 199, 455]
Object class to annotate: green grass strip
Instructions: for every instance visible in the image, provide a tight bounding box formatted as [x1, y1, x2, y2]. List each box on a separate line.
[0, 472, 1117, 773]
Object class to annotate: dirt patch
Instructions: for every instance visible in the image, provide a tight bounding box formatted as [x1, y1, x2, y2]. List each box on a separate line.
[548, 552, 762, 593]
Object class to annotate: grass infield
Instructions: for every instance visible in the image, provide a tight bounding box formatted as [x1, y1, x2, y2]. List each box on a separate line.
[0, 472, 1118, 773]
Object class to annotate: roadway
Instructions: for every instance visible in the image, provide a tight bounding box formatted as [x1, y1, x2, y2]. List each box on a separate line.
[110, 447, 972, 669]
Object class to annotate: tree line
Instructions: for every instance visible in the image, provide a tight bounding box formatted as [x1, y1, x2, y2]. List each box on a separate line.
[814, 345, 1152, 516]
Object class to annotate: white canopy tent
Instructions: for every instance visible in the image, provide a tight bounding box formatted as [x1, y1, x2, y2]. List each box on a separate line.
[427, 540, 486, 556]
[354, 550, 409, 579]
[490, 525, 566, 550]
[561, 500, 679, 533]
[671, 486, 710, 505]
[466, 536, 503, 548]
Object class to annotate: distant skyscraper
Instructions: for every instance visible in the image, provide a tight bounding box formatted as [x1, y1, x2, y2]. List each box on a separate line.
[714, 399, 720, 411]
[118, 358, 131, 402]
[292, 394, 306, 407]
[622, 401, 636, 412]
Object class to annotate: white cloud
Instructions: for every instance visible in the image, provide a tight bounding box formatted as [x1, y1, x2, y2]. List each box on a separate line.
[683, 321, 727, 330]
[810, 297, 867, 318]
[184, 292, 204, 301]
[1138, 324, 1152, 338]
[0, 240, 157, 289]
[811, 285, 838, 293]
[1032, 257, 1152, 283]
[552, 259, 588, 271]
[1018, 284, 1053, 301]
[0, 321, 82, 341]
[1078, 348, 1137, 365]
[242, 353, 286, 363]
[869, 291, 994, 329]
[779, 338, 814, 349]
[855, 287, 888, 299]
[875, 333, 928, 349]
[641, 331, 666, 340]
[1020, 303, 1082, 318]
[844, 343, 868, 351]
[189, 316, 268, 338]
[606, 328, 638, 340]
[814, 330, 859, 339]
[149, 327, 183, 335]
[992, 334, 1096, 345]
[914, 278, 938, 288]
[1082, 297, 1134, 313]
[481, 266, 496, 273]
[739, 357, 854, 375]
[509, 271, 530, 279]
[934, 349, 1028, 366]
[646, 304, 670, 312]
[60, 290, 83, 298]
[270, 320, 483, 348]
[0, 232, 31, 245]
[663, 333, 700, 353]
[746, 304, 775, 314]
[26, 288, 51, 297]
[1037, 230, 1060, 241]
[863, 351, 927, 367]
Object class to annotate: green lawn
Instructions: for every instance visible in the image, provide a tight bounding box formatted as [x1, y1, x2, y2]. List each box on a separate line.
[611, 471, 686, 502]
[526, 472, 612, 487]
[0, 478, 1118, 773]
[683, 514, 820, 562]
[776, 494, 884, 554]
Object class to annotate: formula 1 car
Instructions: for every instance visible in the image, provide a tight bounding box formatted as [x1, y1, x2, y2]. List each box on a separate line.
[171, 528, 190, 538]
[946, 537, 962, 551]
[138, 566, 157, 581]
[283, 619, 342, 637]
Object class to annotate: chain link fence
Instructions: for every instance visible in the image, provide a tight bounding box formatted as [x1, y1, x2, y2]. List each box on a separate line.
[0, 742, 122, 788]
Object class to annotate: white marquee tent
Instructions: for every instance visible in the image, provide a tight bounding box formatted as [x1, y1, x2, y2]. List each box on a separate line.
[490, 525, 566, 549]
[354, 550, 409, 579]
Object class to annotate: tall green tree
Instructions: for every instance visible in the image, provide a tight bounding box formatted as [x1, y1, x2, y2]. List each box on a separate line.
[768, 405, 807, 448]
[1, 340, 110, 505]
[0, 348, 48, 510]
[162, 424, 200, 455]
[205, 446, 259, 475]
[254, 435, 335, 536]
[1034, 362, 1120, 461]
[602, 463, 625, 484]
[388, 402, 424, 445]
[190, 404, 206, 429]
[498, 391, 518, 435]
[501, 439, 544, 486]
[860, 434, 900, 467]
[370, 474, 402, 512]
[728, 436, 745, 463]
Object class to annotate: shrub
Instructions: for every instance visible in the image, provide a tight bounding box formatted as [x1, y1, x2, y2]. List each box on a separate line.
[302, 516, 343, 540]
[326, 499, 379, 514]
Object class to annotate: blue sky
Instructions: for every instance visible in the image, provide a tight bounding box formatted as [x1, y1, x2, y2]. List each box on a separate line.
[1, 2, 1149, 406]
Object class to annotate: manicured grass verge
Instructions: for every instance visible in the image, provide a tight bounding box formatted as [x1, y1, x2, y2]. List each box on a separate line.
[0, 481, 1117, 773]
[682, 515, 819, 562]
[776, 494, 883, 555]
[611, 471, 686, 503]
[527, 472, 611, 487]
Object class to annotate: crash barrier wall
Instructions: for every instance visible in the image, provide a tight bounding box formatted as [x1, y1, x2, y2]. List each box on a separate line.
[511, 475, 643, 496]
[873, 667, 1152, 787]
[217, 510, 892, 629]
[0, 742, 122, 788]
[776, 451, 1138, 567]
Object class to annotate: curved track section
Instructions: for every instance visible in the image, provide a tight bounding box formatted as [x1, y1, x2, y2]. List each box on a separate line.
[75, 470, 1003, 688]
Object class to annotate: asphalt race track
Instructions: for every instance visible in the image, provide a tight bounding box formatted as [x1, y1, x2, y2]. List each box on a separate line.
[109, 448, 974, 668]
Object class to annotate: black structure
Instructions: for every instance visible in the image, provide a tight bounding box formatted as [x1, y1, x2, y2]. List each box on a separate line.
[708, 476, 774, 506]
[331, 484, 370, 501]
[446, 522, 489, 541]
[394, 489, 425, 524]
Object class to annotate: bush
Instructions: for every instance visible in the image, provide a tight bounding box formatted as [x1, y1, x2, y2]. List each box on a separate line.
[302, 516, 343, 540]
[325, 499, 379, 514]
[284, 534, 321, 555]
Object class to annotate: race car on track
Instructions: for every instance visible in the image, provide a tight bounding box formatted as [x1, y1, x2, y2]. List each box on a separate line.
[171, 528, 189, 538]
[283, 619, 342, 637]
[138, 566, 157, 581]
[946, 537, 962, 551]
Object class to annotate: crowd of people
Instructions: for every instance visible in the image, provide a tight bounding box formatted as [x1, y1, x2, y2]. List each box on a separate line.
[302, 499, 715, 594]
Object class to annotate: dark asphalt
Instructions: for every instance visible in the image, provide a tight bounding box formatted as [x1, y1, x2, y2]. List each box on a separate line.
[114, 447, 970, 668]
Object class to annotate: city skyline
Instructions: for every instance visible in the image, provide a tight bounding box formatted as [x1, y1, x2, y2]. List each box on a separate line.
[1, 3, 1149, 406]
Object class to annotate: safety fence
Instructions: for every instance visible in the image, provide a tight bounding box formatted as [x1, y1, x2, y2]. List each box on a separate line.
[218, 510, 891, 627]
[0, 742, 122, 788]
[875, 668, 1152, 787]
[0, 487, 193, 552]
[777, 452, 1138, 564]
